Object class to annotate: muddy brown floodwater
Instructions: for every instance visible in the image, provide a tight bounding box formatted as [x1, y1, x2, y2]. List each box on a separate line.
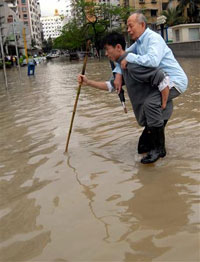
[0, 57, 200, 262]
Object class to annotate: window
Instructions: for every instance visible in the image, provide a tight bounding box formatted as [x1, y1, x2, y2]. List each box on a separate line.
[22, 7, 27, 11]
[21, 0, 26, 4]
[7, 15, 13, 23]
[23, 14, 28, 18]
[189, 28, 200, 41]
[151, 9, 157, 17]
[162, 3, 168, 10]
[175, 29, 180, 42]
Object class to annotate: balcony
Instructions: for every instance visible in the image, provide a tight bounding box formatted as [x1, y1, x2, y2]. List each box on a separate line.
[151, 0, 157, 3]
[139, 0, 145, 4]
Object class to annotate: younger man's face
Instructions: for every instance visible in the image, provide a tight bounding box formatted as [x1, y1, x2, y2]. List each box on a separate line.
[104, 44, 120, 62]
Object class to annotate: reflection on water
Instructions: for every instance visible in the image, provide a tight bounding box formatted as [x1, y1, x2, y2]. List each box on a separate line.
[0, 57, 199, 261]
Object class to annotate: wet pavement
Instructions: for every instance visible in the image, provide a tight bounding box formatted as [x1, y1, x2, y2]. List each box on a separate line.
[0, 57, 200, 261]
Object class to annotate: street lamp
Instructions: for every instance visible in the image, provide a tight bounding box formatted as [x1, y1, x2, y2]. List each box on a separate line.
[0, 2, 8, 88]
[12, 17, 21, 78]
[156, 15, 166, 39]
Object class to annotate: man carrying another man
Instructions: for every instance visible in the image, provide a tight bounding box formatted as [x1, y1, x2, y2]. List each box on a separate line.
[78, 13, 188, 164]
[114, 12, 188, 159]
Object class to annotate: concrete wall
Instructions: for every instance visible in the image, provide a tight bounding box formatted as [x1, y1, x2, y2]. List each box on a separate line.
[168, 41, 200, 57]
[171, 24, 200, 43]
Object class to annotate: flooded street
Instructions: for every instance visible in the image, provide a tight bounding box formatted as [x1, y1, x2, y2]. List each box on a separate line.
[0, 57, 199, 261]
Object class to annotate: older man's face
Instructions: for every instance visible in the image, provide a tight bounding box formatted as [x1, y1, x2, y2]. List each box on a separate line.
[127, 15, 146, 41]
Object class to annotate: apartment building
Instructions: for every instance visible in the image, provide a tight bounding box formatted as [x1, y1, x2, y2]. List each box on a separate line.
[17, 0, 42, 49]
[97, 0, 120, 5]
[0, 0, 31, 54]
[4, 0, 18, 13]
[120, 0, 170, 25]
[41, 11, 63, 40]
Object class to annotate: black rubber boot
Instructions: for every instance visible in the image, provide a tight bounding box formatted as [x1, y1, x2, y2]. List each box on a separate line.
[141, 126, 166, 164]
[138, 120, 168, 154]
[158, 126, 166, 158]
[137, 126, 151, 154]
[164, 120, 168, 127]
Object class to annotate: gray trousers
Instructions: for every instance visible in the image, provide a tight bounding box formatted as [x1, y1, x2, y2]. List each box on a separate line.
[121, 60, 181, 128]
[136, 87, 180, 127]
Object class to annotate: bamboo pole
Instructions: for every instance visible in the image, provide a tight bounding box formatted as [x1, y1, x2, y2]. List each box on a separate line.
[22, 28, 28, 64]
[65, 40, 91, 152]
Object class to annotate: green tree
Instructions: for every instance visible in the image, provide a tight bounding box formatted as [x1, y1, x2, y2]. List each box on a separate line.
[53, 20, 85, 51]
[53, 0, 134, 54]
[177, 0, 200, 23]
[162, 8, 186, 26]
[42, 37, 53, 53]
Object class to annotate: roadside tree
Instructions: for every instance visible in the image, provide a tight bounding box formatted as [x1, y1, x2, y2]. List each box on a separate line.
[53, 0, 134, 55]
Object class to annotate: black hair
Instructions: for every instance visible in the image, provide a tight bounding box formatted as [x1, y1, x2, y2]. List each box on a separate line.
[101, 32, 126, 50]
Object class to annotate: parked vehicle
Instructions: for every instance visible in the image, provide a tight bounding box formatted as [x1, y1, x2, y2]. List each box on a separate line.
[46, 53, 60, 59]
[46, 49, 60, 60]
[69, 52, 79, 61]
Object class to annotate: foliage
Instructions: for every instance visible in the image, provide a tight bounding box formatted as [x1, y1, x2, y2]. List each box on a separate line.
[19, 57, 24, 65]
[177, 0, 200, 23]
[0, 61, 12, 68]
[54, 20, 85, 50]
[53, 0, 134, 52]
[42, 37, 53, 53]
[179, 0, 200, 23]
[5, 61, 12, 68]
[162, 8, 186, 26]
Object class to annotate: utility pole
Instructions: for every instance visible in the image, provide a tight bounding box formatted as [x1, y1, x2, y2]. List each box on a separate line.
[12, 18, 21, 79]
[0, 2, 8, 89]
[0, 29, 8, 88]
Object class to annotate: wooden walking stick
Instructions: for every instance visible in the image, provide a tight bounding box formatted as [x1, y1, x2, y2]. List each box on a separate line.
[65, 40, 91, 152]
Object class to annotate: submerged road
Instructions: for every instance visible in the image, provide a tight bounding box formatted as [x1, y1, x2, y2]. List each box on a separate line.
[0, 57, 199, 261]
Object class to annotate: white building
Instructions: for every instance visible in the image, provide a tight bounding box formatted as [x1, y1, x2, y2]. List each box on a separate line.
[56, 0, 72, 22]
[41, 13, 62, 40]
